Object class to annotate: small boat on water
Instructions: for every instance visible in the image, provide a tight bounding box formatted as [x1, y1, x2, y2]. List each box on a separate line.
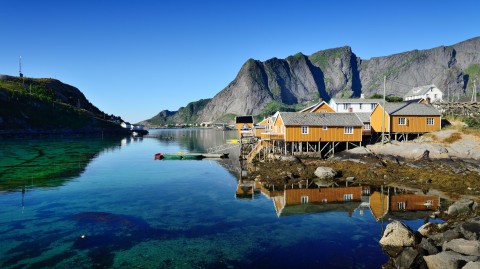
[154, 152, 229, 160]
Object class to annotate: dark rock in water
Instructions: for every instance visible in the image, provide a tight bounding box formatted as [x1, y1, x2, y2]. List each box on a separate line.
[72, 212, 150, 230]
[392, 247, 425, 269]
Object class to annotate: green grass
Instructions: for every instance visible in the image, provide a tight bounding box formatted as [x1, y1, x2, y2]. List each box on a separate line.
[0, 77, 120, 131]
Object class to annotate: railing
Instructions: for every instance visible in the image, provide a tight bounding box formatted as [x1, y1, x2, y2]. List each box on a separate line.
[260, 132, 284, 140]
[246, 141, 264, 162]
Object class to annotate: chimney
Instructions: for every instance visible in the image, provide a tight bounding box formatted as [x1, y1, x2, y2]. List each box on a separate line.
[360, 94, 365, 99]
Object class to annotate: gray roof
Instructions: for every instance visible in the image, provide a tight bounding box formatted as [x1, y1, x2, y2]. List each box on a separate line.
[331, 98, 383, 104]
[355, 112, 371, 123]
[382, 102, 441, 116]
[279, 112, 363, 127]
[404, 84, 439, 98]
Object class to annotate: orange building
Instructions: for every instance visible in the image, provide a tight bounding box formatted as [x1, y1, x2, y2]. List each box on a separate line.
[257, 112, 363, 157]
[370, 102, 441, 141]
[370, 188, 440, 221]
[299, 101, 335, 113]
[235, 116, 254, 138]
[260, 184, 369, 217]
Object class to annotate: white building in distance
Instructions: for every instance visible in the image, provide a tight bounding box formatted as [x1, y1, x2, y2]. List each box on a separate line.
[329, 94, 383, 113]
[404, 85, 443, 103]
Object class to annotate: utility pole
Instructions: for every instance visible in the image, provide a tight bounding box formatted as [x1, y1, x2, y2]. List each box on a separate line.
[472, 80, 475, 102]
[19, 56, 25, 88]
[381, 76, 386, 144]
[474, 79, 477, 102]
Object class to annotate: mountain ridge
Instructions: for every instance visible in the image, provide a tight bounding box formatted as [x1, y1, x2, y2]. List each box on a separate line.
[142, 37, 480, 125]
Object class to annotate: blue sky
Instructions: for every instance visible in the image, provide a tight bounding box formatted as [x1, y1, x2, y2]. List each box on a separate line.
[1, 0, 479, 123]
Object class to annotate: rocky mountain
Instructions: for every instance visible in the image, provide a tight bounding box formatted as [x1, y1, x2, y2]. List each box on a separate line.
[145, 37, 480, 124]
[0, 75, 127, 135]
[140, 98, 211, 127]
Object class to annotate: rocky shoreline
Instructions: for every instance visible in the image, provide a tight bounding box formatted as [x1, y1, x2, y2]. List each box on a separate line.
[244, 127, 480, 268]
[380, 199, 480, 269]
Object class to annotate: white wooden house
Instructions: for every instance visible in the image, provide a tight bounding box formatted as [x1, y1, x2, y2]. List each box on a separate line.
[329, 95, 382, 113]
[404, 85, 443, 103]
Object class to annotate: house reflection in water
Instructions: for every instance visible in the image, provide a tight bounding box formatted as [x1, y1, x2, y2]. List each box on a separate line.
[238, 180, 371, 217]
[237, 180, 441, 220]
[370, 186, 440, 221]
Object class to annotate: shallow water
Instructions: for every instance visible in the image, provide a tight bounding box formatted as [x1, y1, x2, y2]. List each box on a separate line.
[0, 129, 447, 268]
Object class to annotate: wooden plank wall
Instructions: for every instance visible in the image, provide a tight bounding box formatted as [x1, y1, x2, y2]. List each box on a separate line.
[285, 126, 362, 142]
[390, 116, 441, 133]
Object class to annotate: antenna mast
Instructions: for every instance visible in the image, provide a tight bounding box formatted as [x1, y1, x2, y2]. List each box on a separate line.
[19, 56, 23, 78]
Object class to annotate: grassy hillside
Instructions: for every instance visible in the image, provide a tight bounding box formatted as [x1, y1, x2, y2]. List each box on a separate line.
[0, 75, 126, 134]
[143, 98, 211, 126]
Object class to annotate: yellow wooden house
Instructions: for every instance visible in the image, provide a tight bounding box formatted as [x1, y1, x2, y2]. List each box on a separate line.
[299, 101, 335, 113]
[235, 115, 254, 138]
[370, 102, 441, 141]
[260, 112, 364, 157]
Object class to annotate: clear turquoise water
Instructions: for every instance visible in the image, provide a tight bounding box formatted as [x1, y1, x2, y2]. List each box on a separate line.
[0, 129, 443, 268]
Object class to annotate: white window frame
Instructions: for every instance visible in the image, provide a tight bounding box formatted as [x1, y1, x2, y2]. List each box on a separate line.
[322, 125, 328, 131]
[344, 194, 353, 201]
[301, 196, 308, 204]
[344, 126, 353, 134]
[398, 202, 406, 210]
[425, 200, 433, 208]
[398, 117, 406, 125]
[301, 126, 309, 134]
[364, 123, 371, 130]
[371, 103, 376, 110]
[343, 103, 350, 110]
[359, 103, 363, 110]
[427, 118, 434, 125]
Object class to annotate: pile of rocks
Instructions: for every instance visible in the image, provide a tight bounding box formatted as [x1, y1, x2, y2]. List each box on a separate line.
[380, 199, 480, 269]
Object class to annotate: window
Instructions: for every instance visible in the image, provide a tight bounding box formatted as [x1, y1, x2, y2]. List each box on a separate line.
[397, 202, 406, 210]
[343, 103, 350, 110]
[371, 103, 376, 110]
[359, 103, 363, 110]
[321, 198, 328, 203]
[323, 125, 328, 131]
[301, 196, 308, 204]
[427, 118, 434, 125]
[344, 194, 353, 201]
[434, 94, 438, 99]
[425, 200, 433, 209]
[344, 126, 353, 134]
[398, 117, 406, 125]
[301, 126, 309, 134]
[364, 123, 371, 130]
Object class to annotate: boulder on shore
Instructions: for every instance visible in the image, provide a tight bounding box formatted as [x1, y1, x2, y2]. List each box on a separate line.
[423, 251, 479, 269]
[443, 238, 480, 256]
[447, 199, 475, 216]
[380, 220, 417, 247]
[314, 167, 337, 180]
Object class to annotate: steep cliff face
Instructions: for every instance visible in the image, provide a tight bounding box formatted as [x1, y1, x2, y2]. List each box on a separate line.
[147, 37, 480, 124]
